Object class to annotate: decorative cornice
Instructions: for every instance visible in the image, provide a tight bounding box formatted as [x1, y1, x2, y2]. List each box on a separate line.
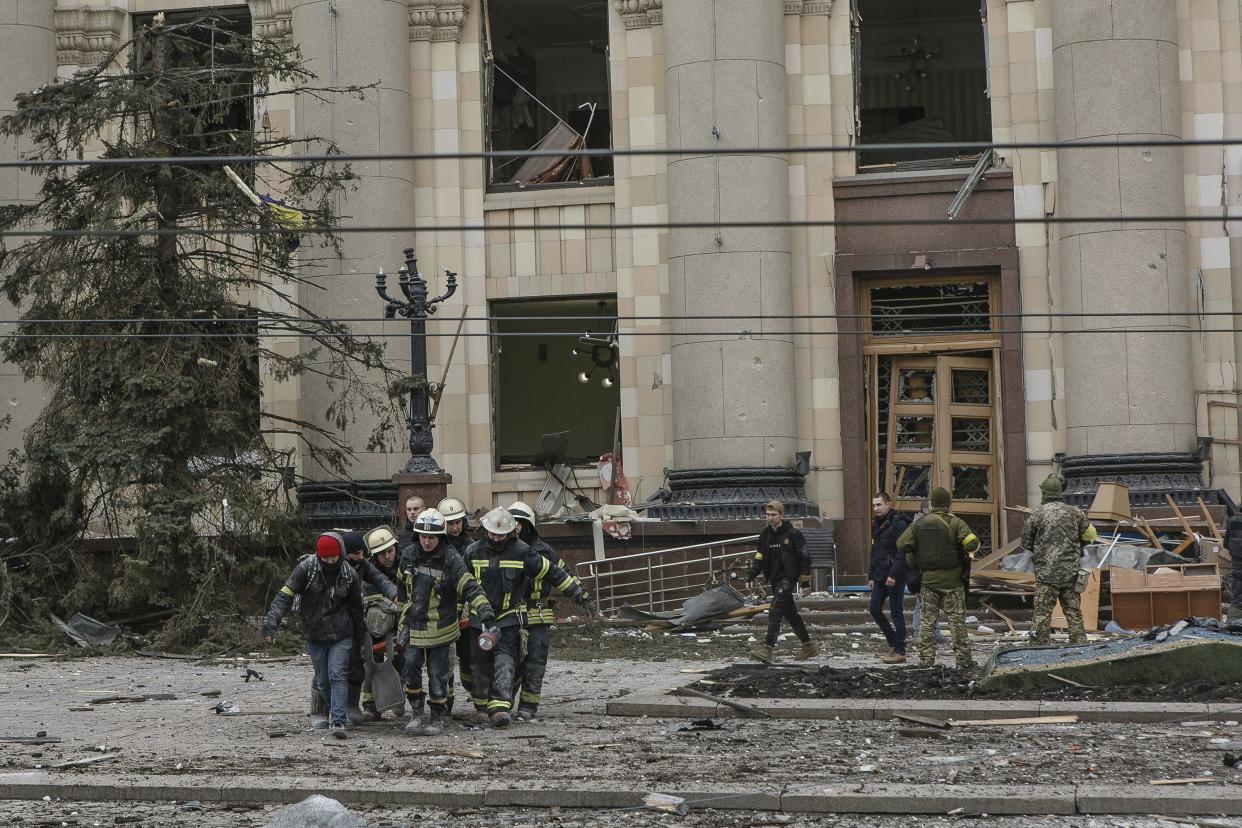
[54, 5, 127, 67]
[613, 0, 661, 29]
[410, 0, 471, 42]
[784, 0, 833, 14]
[249, 0, 293, 43]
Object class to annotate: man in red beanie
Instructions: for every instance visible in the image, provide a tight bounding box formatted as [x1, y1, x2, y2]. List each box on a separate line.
[262, 532, 366, 738]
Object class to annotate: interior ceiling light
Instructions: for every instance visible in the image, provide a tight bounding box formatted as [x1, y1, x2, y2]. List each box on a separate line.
[571, 300, 619, 389]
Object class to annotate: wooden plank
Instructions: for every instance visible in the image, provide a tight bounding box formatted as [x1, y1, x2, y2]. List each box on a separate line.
[948, 715, 1079, 727]
[1164, 495, 1199, 540]
[1136, 516, 1164, 549]
[892, 713, 950, 729]
[673, 687, 770, 718]
[971, 536, 1023, 572]
[1196, 496, 1224, 542]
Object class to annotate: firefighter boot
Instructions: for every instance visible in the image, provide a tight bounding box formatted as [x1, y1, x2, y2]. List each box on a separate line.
[798, 639, 819, 661]
[404, 701, 427, 735]
[490, 710, 512, 728]
[514, 705, 537, 722]
[462, 708, 490, 725]
[422, 705, 446, 736]
[750, 643, 774, 663]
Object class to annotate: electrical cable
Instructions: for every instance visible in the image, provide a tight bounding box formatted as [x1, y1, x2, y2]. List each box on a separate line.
[7, 137, 1242, 168]
[1, 214, 1239, 238]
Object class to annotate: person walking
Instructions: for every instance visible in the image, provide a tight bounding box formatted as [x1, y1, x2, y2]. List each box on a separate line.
[897, 488, 979, 671]
[869, 492, 910, 663]
[747, 500, 817, 663]
[1023, 474, 1097, 646]
[261, 532, 366, 739]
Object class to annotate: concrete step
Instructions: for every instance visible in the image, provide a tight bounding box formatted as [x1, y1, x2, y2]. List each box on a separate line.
[737, 608, 1035, 626]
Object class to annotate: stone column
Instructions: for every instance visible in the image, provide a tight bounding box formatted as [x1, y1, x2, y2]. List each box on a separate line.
[1052, 0, 1201, 495]
[660, 0, 811, 517]
[288, 0, 416, 484]
[0, 2, 56, 455]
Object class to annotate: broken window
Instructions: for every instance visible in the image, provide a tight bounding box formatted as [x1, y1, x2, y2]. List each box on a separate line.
[132, 8, 254, 156]
[867, 280, 992, 337]
[853, 0, 990, 170]
[481, 0, 613, 191]
[491, 296, 620, 468]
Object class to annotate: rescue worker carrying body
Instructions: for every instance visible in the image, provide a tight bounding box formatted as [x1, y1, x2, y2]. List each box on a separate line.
[330, 530, 398, 725]
[359, 525, 407, 721]
[437, 496, 475, 711]
[508, 500, 584, 721]
[261, 532, 365, 739]
[464, 507, 596, 728]
[399, 508, 496, 736]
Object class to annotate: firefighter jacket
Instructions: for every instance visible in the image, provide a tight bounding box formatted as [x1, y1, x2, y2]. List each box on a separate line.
[400, 540, 494, 648]
[464, 536, 586, 628]
[262, 556, 365, 646]
[747, 521, 812, 587]
[520, 527, 584, 626]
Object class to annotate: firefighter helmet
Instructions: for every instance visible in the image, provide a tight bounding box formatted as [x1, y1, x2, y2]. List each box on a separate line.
[364, 525, 399, 554]
[508, 500, 536, 528]
[481, 507, 517, 535]
[413, 508, 447, 535]
[437, 496, 467, 522]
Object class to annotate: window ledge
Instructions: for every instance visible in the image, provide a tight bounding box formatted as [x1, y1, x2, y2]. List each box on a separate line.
[484, 184, 615, 212]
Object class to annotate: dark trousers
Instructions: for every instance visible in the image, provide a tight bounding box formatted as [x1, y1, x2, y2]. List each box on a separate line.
[516, 624, 550, 711]
[765, 583, 810, 646]
[869, 579, 907, 654]
[403, 643, 451, 714]
[470, 626, 520, 713]
[454, 630, 473, 705]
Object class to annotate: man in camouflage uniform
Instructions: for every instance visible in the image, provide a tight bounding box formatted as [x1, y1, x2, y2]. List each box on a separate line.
[1022, 474, 1097, 645]
[897, 487, 980, 670]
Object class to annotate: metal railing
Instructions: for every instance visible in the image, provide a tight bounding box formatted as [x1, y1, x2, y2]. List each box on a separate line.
[575, 535, 758, 616]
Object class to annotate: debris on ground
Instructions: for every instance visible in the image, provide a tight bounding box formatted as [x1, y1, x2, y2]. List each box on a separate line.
[693, 661, 1242, 702]
[614, 584, 767, 632]
[243, 668, 264, 682]
[264, 795, 366, 828]
[981, 622, 1242, 691]
[49, 612, 122, 648]
[644, 792, 689, 816]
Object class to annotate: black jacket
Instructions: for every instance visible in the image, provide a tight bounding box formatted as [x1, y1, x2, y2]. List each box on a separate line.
[464, 536, 585, 628]
[262, 556, 365, 645]
[747, 521, 811, 586]
[371, 556, 405, 603]
[400, 540, 494, 648]
[870, 511, 910, 583]
[353, 557, 399, 601]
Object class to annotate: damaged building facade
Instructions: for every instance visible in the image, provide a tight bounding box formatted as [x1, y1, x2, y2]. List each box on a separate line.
[3, 0, 1242, 580]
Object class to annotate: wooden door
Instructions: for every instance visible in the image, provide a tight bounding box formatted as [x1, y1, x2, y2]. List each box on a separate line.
[883, 353, 997, 555]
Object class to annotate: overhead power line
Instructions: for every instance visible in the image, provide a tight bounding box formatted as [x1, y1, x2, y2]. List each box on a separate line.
[5, 137, 1242, 169]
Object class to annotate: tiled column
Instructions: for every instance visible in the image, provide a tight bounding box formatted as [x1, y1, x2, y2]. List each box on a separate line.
[289, 0, 415, 479]
[664, 0, 797, 473]
[1052, 0, 1195, 457]
[0, 1, 57, 453]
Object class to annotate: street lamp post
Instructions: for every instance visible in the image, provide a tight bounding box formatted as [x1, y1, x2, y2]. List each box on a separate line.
[376, 247, 458, 474]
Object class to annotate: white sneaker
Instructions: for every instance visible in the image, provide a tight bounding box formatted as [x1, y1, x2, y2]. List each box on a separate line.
[330, 723, 349, 740]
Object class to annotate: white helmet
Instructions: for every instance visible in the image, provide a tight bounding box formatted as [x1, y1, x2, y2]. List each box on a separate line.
[364, 525, 399, 554]
[413, 508, 447, 535]
[508, 500, 536, 528]
[437, 496, 467, 522]
[481, 507, 517, 535]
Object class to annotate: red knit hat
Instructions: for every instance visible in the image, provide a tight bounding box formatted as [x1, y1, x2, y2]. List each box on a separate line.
[316, 532, 345, 559]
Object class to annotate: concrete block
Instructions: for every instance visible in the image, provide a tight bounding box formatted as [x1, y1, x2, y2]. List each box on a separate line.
[605, 693, 718, 718]
[782, 783, 1077, 815]
[484, 787, 645, 808]
[872, 699, 1043, 721]
[1077, 784, 1242, 815]
[666, 788, 782, 810]
[713, 698, 875, 720]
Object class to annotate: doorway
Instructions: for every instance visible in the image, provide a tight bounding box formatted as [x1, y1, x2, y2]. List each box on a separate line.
[876, 351, 997, 555]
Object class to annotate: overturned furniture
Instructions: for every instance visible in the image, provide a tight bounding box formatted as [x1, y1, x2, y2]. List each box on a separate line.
[1110, 563, 1222, 629]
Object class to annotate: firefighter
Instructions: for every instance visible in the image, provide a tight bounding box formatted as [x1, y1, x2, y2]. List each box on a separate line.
[463, 507, 595, 728]
[399, 508, 496, 736]
[359, 525, 406, 721]
[508, 500, 584, 721]
[438, 496, 474, 712]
